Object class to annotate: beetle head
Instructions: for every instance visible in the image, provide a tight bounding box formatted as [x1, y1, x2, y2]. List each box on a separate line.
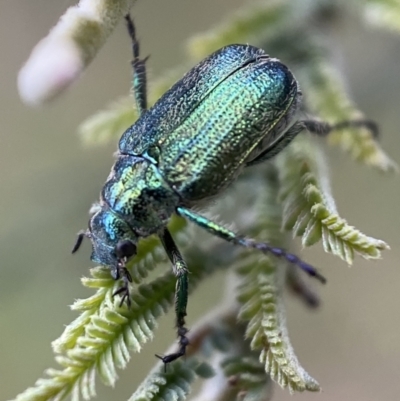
[72, 207, 138, 270]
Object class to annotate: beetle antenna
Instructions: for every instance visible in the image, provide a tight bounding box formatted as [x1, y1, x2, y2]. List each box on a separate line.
[71, 230, 89, 254]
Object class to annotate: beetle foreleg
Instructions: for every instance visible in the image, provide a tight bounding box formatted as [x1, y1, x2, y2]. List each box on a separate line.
[112, 263, 133, 307]
[125, 14, 148, 116]
[177, 207, 326, 284]
[157, 228, 190, 367]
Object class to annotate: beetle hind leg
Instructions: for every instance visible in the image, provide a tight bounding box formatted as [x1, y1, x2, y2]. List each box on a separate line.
[301, 118, 379, 139]
[177, 207, 326, 284]
[125, 14, 148, 116]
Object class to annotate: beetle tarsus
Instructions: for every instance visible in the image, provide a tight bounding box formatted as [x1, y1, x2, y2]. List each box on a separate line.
[111, 265, 133, 307]
[155, 326, 189, 371]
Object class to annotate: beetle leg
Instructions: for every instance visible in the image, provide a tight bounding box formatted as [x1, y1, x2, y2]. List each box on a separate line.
[157, 228, 190, 367]
[125, 14, 148, 116]
[286, 264, 320, 308]
[301, 118, 379, 139]
[177, 206, 326, 284]
[246, 118, 379, 167]
[155, 330, 189, 372]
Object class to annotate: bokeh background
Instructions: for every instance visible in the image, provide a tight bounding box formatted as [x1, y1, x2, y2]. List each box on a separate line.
[1, 0, 399, 400]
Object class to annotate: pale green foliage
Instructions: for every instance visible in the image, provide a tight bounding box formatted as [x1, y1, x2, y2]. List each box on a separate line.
[12, 168, 323, 401]
[130, 360, 214, 401]
[13, 1, 396, 401]
[52, 217, 186, 355]
[237, 171, 320, 392]
[221, 356, 273, 400]
[300, 62, 398, 172]
[276, 135, 390, 263]
[187, 305, 276, 401]
[15, 217, 234, 401]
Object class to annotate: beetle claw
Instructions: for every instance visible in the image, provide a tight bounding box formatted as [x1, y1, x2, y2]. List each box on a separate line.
[112, 284, 131, 307]
[111, 264, 132, 307]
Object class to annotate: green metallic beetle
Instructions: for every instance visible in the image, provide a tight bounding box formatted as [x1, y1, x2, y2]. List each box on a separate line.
[73, 15, 377, 365]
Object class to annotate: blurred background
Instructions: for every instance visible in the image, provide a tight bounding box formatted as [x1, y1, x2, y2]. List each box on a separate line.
[1, 0, 399, 400]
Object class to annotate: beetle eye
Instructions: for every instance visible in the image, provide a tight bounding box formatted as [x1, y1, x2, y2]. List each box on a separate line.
[115, 240, 137, 259]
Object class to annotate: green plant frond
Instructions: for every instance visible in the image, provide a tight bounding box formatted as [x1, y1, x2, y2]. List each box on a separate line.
[129, 310, 244, 401]
[129, 359, 214, 401]
[157, 307, 272, 401]
[222, 356, 268, 386]
[300, 61, 398, 172]
[237, 256, 320, 393]
[52, 216, 187, 354]
[364, 0, 400, 32]
[13, 273, 175, 401]
[221, 356, 273, 401]
[15, 170, 286, 401]
[186, 0, 289, 60]
[234, 168, 319, 393]
[13, 233, 236, 401]
[276, 135, 390, 263]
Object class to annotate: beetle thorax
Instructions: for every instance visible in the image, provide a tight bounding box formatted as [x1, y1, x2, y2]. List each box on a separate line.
[100, 154, 180, 237]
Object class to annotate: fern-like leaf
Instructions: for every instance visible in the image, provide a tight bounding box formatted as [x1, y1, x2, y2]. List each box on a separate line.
[300, 62, 398, 172]
[130, 359, 214, 401]
[221, 355, 273, 401]
[276, 135, 390, 263]
[13, 273, 175, 401]
[237, 256, 319, 393]
[53, 217, 187, 355]
[236, 168, 320, 393]
[12, 228, 235, 401]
